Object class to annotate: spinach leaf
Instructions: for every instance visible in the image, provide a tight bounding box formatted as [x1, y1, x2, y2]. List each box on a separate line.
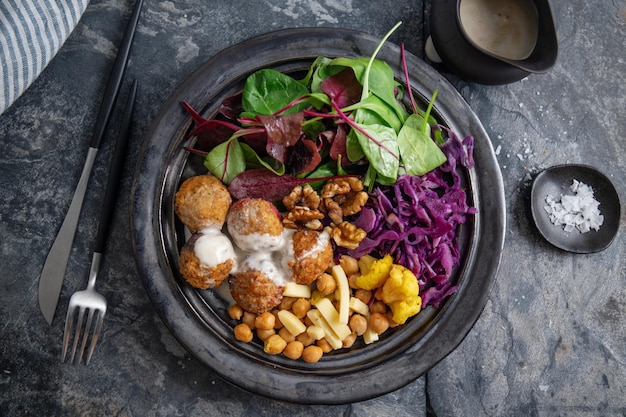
[330, 57, 405, 118]
[303, 160, 336, 190]
[345, 129, 365, 162]
[240, 142, 286, 175]
[397, 114, 446, 176]
[242, 68, 310, 116]
[353, 123, 399, 180]
[344, 94, 403, 132]
[204, 138, 246, 184]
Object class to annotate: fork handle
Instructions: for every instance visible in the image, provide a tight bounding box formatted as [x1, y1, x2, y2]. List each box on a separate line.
[93, 81, 137, 254]
[89, 0, 143, 150]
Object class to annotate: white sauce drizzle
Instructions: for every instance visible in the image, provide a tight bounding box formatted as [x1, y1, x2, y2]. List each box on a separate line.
[241, 251, 288, 286]
[193, 217, 330, 294]
[230, 230, 284, 252]
[300, 230, 331, 261]
[194, 227, 237, 268]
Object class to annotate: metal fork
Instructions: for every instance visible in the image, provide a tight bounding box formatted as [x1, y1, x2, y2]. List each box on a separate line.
[62, 81, 137, 365]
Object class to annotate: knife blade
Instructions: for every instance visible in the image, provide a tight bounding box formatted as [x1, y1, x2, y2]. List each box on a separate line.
[38, 0, 143, 325]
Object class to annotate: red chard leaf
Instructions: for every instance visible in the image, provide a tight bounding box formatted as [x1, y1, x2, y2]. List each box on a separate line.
[287, 139, 321, 175]
[321, 68, 362, 109]
[218, 93, 243, 120]
[228, 169, 357, 201]
[258, 113, 304, 147]
[329, 123, 350, 165]
[242, 131, 269, 155]
[266, 140, 289, 163]
[182, 101, 208, 125]
[189, 119, 239, 151]
[258, 112, 305, 163]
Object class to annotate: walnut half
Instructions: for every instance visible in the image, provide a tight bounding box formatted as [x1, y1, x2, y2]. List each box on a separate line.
[283, 207, 324, 231]
[283, 184, 320, 211]
[320, 178, 368, 225]
[327, 221, 367, 250]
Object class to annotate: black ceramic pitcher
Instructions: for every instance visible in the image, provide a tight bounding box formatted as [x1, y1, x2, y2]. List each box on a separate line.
[427, 0, 558, 84]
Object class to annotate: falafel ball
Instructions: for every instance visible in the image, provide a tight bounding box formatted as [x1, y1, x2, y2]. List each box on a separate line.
[175, 174, 231, 232]
[227, 198, 284, 252]
[229, 252, 285, 313]
[179, 230, 237, 289]
[289, 229, 333, 285]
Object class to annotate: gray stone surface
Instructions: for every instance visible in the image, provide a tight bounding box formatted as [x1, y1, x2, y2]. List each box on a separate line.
[427, 2, 626, 416]
[0, 0, 624, 416]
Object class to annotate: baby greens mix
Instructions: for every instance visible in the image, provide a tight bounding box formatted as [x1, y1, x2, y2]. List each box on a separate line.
[184, 23, 447, 194]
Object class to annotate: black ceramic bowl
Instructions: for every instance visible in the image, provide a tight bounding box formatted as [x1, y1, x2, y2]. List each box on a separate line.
[130, 28, 506, 404]
[429, 0, 558, 84]
[531, 164, 621, 253]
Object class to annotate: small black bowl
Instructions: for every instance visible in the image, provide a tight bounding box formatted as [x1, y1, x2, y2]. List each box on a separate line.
[428, 0, 558, 84]
[531, 164, 621, 253]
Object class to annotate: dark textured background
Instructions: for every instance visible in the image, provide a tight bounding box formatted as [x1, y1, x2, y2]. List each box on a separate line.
[1, 0, 624, 415]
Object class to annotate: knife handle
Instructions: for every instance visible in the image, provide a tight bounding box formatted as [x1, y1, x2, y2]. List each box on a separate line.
[93, 80, 137, 254]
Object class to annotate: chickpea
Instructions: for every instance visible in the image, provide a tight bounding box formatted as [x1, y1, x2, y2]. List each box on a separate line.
[283, 341, 304, 360]
[354, 289, 372, 305]
[279, 297, 297, 311]
[256, 328, 276, 341]
[264, 334, 287, 355]
[304, 316, 314, 327]
[271, 310, 284, 329]
[292, 298, 311, 319]
[242, 311, 257, 329]
[302, 345, 324, 363]
[370, 300, 387, 315]
[342, 332, 357, 349]
[296, 331, 315, 347]
[228, 304, 243, 321]
[339, 255, 359, 275]
[349, 314, 368, 336]
[316, 338, 333, 353]
[348, 273, 360, 289]
[369, 312, 390, 335]
[255, 311, 276, 330]
[374, 287, 384, 300]
[233, 323, 253, 343]
[278, 327, 296, 343]
[316, 273, 336, 296]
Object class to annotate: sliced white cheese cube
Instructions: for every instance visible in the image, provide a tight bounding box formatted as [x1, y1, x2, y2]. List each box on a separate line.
[277, 310, 306, 336]
[331, 265, 350, 325]
[306, 309, 343, 349]
[283, 282, 311, 298]
[349, 297, 369, 316]
[313, 298, 351, 341]
[306, 325, 325, 340]
[363, 327, 379, 344]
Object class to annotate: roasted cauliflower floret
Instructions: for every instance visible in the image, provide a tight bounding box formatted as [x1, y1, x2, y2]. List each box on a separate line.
[381, 265, 422, 325]
[354, 254, 394, 290]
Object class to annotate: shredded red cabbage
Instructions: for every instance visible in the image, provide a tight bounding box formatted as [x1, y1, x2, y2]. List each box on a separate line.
[347, 128, 476, 308]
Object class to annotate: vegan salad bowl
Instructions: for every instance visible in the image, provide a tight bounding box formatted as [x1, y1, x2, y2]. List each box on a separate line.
[130, 27, 506, 404]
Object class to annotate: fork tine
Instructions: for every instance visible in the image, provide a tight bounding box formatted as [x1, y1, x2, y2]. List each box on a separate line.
[77, 308, 96, 364]
[69, 306, 86, 363]
[61, 306, 76, 362]
[85, 310, 104, 365]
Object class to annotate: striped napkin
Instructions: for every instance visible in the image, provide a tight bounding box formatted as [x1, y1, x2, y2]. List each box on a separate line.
[1, 0, 89, 115]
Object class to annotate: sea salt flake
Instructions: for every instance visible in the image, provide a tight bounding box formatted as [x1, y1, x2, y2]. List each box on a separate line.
[543, 180, 604, 233]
